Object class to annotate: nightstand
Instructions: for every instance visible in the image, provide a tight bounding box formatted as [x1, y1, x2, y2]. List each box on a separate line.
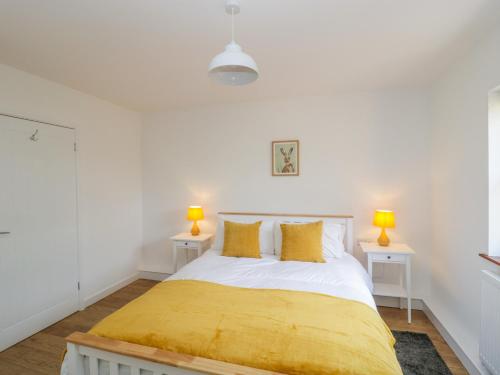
[359, 242, 415, 323]
[170, 233, 213, 272]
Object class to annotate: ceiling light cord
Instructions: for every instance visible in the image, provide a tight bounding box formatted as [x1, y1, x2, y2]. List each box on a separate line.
[231, 7, 235, 43]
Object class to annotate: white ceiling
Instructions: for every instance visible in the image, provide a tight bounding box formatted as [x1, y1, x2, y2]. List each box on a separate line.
[1, 0, 499, 111]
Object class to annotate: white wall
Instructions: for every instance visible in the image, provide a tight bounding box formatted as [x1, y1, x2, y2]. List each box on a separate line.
[0, 64, 143, 305]
[142, 91, 433, 299]
[429, 24, 500, 373]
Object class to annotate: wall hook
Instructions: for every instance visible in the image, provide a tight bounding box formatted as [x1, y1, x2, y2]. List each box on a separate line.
[30, 129, 39, 142]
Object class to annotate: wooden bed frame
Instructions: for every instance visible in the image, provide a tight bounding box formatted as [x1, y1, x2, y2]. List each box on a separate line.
[65, 212, 354, 375]
[66, 332, 282, 375]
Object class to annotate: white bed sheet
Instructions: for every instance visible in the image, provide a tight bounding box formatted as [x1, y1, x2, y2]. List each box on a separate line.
[170, 249, 375, 309]
[61, 249, 375, 375]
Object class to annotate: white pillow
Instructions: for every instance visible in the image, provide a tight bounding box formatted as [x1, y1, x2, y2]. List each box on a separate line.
[274, 220, 345, 258]
[213, 216, 275, 255]
[322, 222, 346, 258]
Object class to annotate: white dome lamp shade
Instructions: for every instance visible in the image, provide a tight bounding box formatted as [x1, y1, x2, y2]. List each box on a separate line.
[208, 0, 259, 85]
[208, 42, 258, 85]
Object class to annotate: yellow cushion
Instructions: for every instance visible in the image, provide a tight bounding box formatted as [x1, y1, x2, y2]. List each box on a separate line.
[222, 221, 261, 258]
[280, 221, 325, 262]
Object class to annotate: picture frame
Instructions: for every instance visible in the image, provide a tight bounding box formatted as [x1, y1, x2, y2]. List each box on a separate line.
[272, 140, 299, 176]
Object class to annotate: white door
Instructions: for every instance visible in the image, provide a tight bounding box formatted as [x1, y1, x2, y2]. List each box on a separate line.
[0, 115, 79, 351]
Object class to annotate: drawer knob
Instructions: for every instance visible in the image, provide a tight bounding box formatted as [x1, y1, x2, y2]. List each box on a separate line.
[387, 255, 391, 259]
[185, 242, 188, 246]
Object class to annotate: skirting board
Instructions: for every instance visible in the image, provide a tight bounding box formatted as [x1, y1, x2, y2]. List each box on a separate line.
[82, 273, 139, 309]
[140, 263, 174, 275]
[375, 296, 423, 310]
[0, 297, 79, 351]
[422, 301, 483, 375]
[138, 270, 171, 281]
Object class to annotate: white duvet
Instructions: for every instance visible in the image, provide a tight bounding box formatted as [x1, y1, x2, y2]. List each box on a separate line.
[170, 249, 375, 309]
[61, 249, 374, 375]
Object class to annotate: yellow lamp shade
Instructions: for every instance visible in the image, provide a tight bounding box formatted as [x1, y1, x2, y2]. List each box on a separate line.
[187, 206, 204, 221]
[373, 210, 395, 228]
[187, 206, 204, 236]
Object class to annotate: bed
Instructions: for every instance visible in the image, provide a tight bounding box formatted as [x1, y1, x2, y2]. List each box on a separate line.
[62, 213, 401, 375]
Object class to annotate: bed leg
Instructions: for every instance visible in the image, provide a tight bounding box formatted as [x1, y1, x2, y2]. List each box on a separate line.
[67, 343, 85, 375]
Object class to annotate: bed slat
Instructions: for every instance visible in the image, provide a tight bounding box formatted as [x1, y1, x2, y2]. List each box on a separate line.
[109, 361, 119, 375]
[67, 343, 85, 375]
[89, 356, 98, 375]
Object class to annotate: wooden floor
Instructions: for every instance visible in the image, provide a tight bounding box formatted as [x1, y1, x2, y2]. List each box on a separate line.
[0, 279, 468, 375]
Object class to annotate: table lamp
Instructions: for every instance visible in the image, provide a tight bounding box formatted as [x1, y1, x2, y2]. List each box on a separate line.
[373, 209, 395, 246]
[187, 206, 204, 236]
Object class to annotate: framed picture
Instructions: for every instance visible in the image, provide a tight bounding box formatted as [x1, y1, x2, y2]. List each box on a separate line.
[272, 140, 299, 176]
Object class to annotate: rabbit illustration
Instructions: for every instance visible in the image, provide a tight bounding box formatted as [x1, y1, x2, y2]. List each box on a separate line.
[280, 147, 295, 173]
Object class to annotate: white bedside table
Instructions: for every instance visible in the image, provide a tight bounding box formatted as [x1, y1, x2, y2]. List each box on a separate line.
[359, 242, 415, 323]
[170, 233, 213, 272]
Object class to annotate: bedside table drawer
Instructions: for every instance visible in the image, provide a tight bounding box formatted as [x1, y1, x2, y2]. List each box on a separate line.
[175, 240, 199, 249]
[371, 253, 406, 263]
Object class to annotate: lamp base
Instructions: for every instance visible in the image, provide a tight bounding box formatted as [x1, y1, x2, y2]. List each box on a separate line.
[377, 227, 390, 247]
[191, 221, 200, 236]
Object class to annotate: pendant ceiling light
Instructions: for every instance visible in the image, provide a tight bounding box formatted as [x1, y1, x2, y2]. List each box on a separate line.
[208, 0, 259, 85]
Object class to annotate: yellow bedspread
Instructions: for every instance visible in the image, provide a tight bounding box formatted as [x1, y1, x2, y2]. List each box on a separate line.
[89, 280, 402, 375]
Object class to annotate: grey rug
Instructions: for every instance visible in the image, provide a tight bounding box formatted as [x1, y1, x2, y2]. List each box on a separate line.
[393, 331, 453, 375]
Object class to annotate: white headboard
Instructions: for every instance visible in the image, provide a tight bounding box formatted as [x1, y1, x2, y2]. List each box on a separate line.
[218, 212, 354, 255]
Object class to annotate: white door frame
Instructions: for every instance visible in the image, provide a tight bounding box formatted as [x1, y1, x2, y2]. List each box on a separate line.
[0, 113, 83, 309]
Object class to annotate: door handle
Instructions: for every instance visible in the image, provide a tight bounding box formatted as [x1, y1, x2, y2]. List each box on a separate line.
[0, 232, 10, 235]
